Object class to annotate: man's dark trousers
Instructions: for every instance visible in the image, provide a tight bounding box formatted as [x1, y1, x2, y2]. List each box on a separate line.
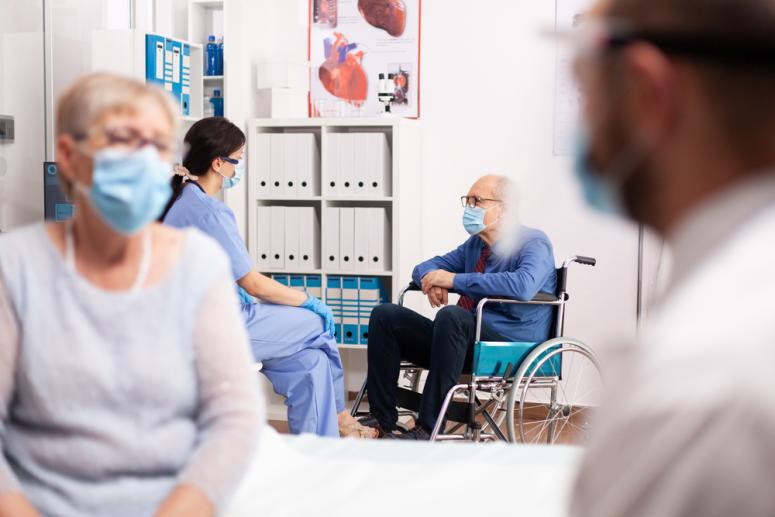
[366, 303, 507, 432]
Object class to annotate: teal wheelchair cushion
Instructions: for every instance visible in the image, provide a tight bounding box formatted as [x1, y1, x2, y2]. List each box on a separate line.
[472, 341, 562, 378]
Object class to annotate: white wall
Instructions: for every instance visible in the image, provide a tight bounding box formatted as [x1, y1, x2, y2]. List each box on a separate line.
[47, 0, 132, 158]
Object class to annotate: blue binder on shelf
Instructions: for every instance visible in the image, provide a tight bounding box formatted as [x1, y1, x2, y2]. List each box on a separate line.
[271, 274, 290, 286]
[358, 277, 385, 345]
[181, 43, 191, 116]
[145, 34, 165, 87]
[326, 276, 343, 343]
[305, 275, 323, 298]
[163, 38, 174, 94]
[170, 39, 183, 106]
[290, 275, 306, 292]
[341, 277, 360, 345]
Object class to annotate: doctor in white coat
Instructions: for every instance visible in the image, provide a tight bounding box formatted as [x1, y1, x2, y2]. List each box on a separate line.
[570, 0, 775, 516]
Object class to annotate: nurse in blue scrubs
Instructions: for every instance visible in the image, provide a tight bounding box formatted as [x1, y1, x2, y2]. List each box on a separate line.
[161, 117, 375, 439]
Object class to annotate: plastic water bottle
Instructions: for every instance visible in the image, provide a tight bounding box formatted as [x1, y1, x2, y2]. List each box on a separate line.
[203, 95, 214, 117]
[217, 37, 224, 75]
[206, 35, 218, 76]
[210, 89, 224, 117]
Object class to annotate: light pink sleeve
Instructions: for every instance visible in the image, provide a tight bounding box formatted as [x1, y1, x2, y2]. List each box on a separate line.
[0, 273, 21, 495]
[176, 268, 264, 511]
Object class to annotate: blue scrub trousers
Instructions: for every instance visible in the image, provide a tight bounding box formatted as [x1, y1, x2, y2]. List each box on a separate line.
[243, 303, 345, 437]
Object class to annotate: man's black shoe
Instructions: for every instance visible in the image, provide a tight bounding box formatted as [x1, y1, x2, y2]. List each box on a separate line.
[382, 425, 431, 441]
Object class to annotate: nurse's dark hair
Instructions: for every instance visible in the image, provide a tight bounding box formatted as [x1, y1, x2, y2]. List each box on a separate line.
[159, 117, 246, 221]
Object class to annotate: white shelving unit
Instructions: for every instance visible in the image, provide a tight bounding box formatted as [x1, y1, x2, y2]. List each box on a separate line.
[187, 0, 225, 120]
[246, 117, 422, 420]
[246, 117, 422, 307]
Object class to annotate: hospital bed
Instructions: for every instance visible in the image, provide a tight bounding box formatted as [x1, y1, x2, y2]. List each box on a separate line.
[225, 425, 582, 517]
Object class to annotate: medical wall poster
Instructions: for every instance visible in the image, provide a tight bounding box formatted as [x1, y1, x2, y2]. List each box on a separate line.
[309, 0, 421, 118]
[553, 0, 588, 156]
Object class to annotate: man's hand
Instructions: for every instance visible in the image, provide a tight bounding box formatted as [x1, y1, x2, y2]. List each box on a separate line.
[421, 269, 456, 292]
[426, 286, 449, 308]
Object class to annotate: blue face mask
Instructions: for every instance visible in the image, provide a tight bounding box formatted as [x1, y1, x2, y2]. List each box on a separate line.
[573, 130, 624, 215]
[76, 146, 172, 235]
[463, 206, 490, 235]
[219, 159, 243, 189]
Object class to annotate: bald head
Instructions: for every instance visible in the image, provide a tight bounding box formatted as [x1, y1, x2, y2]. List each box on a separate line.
[469, 174, 512, 202]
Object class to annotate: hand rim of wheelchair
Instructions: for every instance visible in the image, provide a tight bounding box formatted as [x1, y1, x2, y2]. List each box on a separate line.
[504, 336, 603, 444]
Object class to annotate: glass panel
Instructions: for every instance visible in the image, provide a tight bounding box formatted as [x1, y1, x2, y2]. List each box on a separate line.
[0, 0, 45, 230]
[0, 0, 132, 231]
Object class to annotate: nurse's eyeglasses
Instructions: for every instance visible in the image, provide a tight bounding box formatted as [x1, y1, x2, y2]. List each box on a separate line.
[461, 196, 502, 208]
[219, 156, 241, 165]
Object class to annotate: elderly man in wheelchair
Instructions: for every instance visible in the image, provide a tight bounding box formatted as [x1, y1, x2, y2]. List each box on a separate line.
[358, 174, 569, 440]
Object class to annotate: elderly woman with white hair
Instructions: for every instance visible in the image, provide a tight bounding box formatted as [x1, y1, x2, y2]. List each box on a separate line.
[0, 73, 261, 516]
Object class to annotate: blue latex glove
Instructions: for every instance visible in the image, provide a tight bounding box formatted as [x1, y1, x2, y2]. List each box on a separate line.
[300, 295, 336, 337]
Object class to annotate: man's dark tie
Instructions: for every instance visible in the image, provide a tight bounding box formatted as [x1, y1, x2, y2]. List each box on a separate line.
[457, 245, 490, 312]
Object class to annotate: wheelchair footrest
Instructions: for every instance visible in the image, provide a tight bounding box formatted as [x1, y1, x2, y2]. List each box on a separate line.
[396, 387, 422, 413]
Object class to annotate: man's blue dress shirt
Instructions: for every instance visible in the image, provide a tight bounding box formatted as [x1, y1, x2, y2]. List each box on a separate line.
[412, 226, 557, 343]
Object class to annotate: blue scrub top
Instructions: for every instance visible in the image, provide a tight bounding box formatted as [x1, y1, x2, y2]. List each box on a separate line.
[163, 183, 256, 306]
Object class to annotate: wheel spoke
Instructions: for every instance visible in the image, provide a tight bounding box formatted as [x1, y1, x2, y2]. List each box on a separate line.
[515, 344, 604, 445]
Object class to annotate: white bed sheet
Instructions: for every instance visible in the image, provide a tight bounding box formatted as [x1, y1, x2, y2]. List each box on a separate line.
[226, 426, 582, 517]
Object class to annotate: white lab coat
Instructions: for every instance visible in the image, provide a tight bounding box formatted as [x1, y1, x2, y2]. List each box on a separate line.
[571, 174, 775, 517]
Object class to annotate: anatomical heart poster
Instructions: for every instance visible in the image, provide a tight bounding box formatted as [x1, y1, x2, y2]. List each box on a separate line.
[309, 0, 421, 118]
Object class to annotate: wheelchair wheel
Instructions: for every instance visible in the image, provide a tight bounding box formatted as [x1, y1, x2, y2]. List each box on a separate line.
[505, 337, 603, 445]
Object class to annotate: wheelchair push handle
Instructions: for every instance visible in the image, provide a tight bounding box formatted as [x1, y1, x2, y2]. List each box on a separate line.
[405, 281, 421, 291]
[575, 256, 597, 266]
[562, 255, 597, 268]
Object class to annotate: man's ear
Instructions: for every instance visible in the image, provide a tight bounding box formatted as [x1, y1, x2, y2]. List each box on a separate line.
[622, 42, 679, 145]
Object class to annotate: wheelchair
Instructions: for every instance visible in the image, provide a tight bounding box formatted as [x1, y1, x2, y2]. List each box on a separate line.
[351, 256, 603, 444]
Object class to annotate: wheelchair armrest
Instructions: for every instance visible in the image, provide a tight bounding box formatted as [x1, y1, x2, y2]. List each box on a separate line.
[401, 281, 460, 301]
[405, 281, 460, 294]
[562, 255, 597, 268]
[532, 292, 560, 302]
[400, 283, 558, 306]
